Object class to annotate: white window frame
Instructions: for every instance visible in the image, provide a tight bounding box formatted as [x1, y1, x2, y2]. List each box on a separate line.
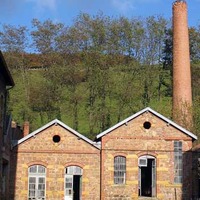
[114, 156, 126, 185]
[28, 165, 46, 200]
[64, 166, 83, 200]
[138, 157, 148, 167]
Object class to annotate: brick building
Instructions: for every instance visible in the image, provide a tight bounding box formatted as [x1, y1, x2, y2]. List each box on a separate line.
[11, 107, 197, 200]
[7, 0, 199, 199]
[0, 51, 15, 200]
[11, 119, 101, 200]
[96, 107, 196, 200]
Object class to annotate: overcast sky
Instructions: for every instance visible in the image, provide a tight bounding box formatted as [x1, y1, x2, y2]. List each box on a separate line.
[0, 0, 199, 28]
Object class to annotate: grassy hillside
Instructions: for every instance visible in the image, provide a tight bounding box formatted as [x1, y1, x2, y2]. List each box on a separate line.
[5, 53, 200, 142]
[8, 62, 173, 139]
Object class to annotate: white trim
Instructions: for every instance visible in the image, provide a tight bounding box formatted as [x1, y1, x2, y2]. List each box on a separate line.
[28, 165, 46, 199]
[139, 155, 155, 159]
[96, 107, 197, 140]
[12, 119, 100, 149]
[138, 158, 147, 167]
[138, 155, 156, 167]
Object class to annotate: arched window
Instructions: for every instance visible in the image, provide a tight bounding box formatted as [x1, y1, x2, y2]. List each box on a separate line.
[28, 165, 46, 200]
[114, 156, 126, 184]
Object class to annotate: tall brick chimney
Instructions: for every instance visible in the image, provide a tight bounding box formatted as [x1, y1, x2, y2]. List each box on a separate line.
[172, 0, 192, 130]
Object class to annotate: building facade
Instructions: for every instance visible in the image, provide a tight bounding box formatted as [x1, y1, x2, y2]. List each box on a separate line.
[0, 51, 14, 200]
[11, 119, 101, 200]
[97, 107, 196, 200]
[4, 1, 198, 198]
[11, 108, 197, 200]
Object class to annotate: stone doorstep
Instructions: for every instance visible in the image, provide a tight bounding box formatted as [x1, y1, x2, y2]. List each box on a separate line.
[138, 197, 159, 200]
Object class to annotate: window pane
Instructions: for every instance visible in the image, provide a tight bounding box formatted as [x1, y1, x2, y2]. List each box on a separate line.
[174, 141, 182, 184]
[74, 166, 82, 175]
[66, 166, 82, 175]
[38, 183, 45, 190]
[28, 165, 46, 198]
[38, 190, 45, 197]
[29, 177, 36, 197]
[29, 165, 46, 174]
[29, 166, 37, 173]
[38, 166, 46, 174]
[66, 166, 73, 174]
[39, 177, 45, 183]
[66, 177, 73, 188]
[29, 177, 36, 183]
[114, 156, 126, 184]
[29, 190, 35, 197]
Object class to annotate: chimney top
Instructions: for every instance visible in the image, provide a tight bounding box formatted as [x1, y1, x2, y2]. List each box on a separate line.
[173, 0, 187, 6]
[174, 0, 186, 2]
[23, 121, 30, 137]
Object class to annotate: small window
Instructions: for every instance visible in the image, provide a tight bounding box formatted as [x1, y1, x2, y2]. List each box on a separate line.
[143, 121, 151, 129]
[53, 135, 61, 143]
[114, 156, 126, 184]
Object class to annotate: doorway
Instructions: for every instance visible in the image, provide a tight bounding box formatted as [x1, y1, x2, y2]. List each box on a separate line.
[65, 166, 82, 200]
[138, 156, 156, 197]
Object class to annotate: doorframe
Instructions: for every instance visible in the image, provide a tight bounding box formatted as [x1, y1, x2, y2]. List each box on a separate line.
[64, 174, 74, 200]
[64, 166, 83, 200]
[138, 155, 156, 197]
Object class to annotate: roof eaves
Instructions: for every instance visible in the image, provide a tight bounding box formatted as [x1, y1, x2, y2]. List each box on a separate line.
[12, 119, 100, 149]
[147, 107, 197, 140]
[96, 107, 197, 140]
[12, 119, 58, 147]
[96, 107, 150, 139]
[56, 120, 100, 149]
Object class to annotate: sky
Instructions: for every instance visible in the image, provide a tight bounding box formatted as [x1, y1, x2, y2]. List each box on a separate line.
[0, 0, 199, 29]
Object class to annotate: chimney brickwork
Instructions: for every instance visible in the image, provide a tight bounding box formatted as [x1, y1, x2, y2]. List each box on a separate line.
[23, 121, 30, 137]
[172, 0, 192, 130]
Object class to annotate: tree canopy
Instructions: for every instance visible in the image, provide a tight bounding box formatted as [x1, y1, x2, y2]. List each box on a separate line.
[1, 13, 200, 141]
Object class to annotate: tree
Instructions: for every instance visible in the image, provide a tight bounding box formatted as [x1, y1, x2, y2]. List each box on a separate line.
[189, 27, 200, 63]
[0, 24, 33, 122]
[0, 24, 28, 53]
[84, 52, 112, 134]
[31, 19, 64, 54]
[141, 16, 168, 65]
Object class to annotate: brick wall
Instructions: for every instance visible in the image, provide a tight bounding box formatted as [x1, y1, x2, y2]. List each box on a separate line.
[10, 124, 100, 200]
[101, 112, 193, 200]
[9, 111, 196, 200]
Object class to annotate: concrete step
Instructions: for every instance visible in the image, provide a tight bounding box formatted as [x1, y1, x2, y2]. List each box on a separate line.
[138, 197, 159, 200]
